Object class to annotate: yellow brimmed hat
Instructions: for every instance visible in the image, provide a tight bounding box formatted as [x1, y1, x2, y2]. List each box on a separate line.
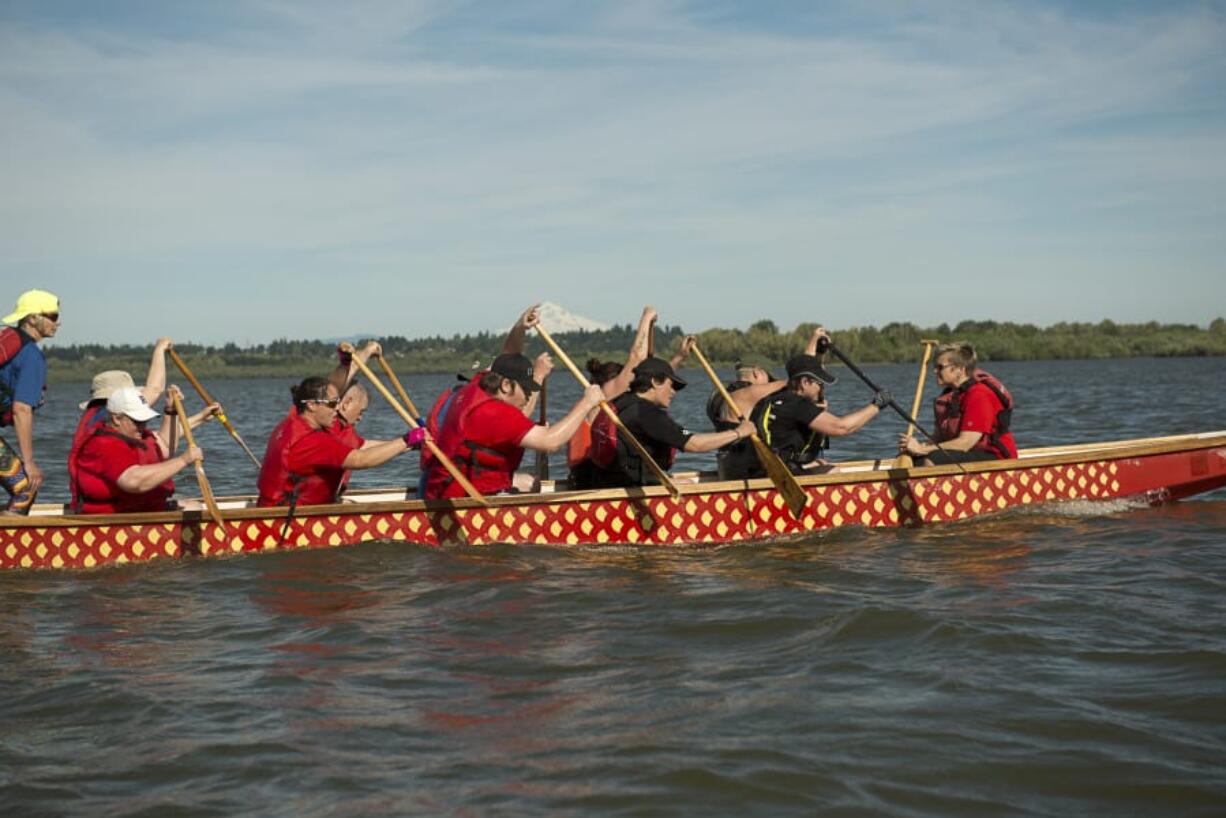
[3, 290, 60, 325]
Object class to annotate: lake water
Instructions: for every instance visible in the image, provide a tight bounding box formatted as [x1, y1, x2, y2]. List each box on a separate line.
[2, 357, 1225, 816]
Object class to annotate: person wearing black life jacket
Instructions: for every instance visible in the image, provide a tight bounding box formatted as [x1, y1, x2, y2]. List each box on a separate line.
[568, 306, 698, 490]
[899, 341, 1017, 465]
[707, 325, 833, 479]
[1, 289, 61, 514]
[591, 356, 755, 488]
[722, 352, 889, 479]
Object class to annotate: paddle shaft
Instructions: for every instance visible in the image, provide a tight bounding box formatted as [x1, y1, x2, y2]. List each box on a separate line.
[169, 390, 225, 527]
[689, 342, 808, 516]
[343, 347, 487, 504]
[535, 379, 549, 482]
[824, 342, 966, 472]
[167, 349, 261, 467]
[376, 355, 422, 418]
[534, 324, 681, 497]
[894, 340, 937, 469]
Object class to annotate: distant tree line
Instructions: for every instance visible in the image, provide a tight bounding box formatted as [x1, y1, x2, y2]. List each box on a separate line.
[42, 317, 1226, 382]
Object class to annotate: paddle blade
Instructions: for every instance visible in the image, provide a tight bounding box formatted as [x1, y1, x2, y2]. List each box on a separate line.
[749, 436, 809, 518]
[893, 454, 914, 469]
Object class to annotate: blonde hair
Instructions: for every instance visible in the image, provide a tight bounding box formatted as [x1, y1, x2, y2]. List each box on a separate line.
[935, 342, 977, 373]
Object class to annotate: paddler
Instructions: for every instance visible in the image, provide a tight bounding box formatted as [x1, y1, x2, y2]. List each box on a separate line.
[898, 342, 1017, 464]
[73, 385, 219, 514]
[257, 376, 426, 507]
[67, 337, 174, 511]
[423, 305, 606, 499]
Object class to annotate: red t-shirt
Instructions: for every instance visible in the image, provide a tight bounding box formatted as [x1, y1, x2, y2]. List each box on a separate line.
[425, 380, 535, 499]
[960, 382, 1017, 459]
[75, 428, 173, 514]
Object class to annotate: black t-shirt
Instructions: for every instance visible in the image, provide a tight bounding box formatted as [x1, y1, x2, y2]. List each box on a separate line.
[598, 392, 693, 487]
[755, 391, 824, 464]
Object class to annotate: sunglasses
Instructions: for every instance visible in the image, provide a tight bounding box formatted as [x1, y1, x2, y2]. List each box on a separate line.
[41, 312, 60, 322]
[308, 398, 340, 408]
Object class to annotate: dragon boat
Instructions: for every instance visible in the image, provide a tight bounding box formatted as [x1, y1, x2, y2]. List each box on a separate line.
[3, 431, 1224, 571]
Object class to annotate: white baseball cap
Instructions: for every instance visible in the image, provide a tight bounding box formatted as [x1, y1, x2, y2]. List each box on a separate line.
[106, 386, 159, 422]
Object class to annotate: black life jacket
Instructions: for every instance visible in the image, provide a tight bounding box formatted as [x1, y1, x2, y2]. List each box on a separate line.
[752, 391, 828, 470]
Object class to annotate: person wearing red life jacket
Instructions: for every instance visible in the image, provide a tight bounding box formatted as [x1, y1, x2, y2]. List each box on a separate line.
[424, 350, 605, 499]
[898, 341, 1017, 465]
[1, 289, 61, 514]
[590, 357, 755, 489]
[74, 386, 217, 514]
[257, 376, 425, 508]
[330, 381, 410, 498]
[68, 337, 173, 511]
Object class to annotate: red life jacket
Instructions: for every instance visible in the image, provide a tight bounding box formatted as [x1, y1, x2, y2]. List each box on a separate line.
[426, 380, 523, 498]
[0, 326, 34, 426]
[420, 380, 465, 476]
[76, 428, 173, 514]
[332, 418, 363, 497]
[68, 404, 109, 511]
[933, 370, 1016, 459]
[567, 418, 593, 468]
[257, 409, 341, 507]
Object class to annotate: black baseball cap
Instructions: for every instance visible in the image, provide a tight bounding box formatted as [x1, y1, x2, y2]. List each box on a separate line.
[785, 354, 837, 384]
[490, 353, 541, 393]
[633, 356, 686, 390]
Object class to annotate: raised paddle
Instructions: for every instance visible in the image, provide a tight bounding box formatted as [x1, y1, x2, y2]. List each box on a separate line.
[169, 389, 225, 527]
[167, 348, 261, 468]
[690, 342, 809, 517]
[894, 339, 939, 469]
[817, 338, 966, 473]
[375, 354, 422, 419]
[339, 344, 488, 505]
[534, 323, 681, 498]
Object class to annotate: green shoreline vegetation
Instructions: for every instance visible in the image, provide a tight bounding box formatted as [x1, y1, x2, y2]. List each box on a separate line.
[43, 317, 1226, 383]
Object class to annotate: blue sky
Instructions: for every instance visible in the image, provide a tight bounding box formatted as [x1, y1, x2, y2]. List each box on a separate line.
[3, 0, 1224, 345]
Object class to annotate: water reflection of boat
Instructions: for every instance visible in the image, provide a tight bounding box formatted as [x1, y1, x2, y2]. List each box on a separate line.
[4, 431, 1224, 571]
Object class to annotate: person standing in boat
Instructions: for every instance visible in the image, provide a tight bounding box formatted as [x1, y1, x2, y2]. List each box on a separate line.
[898, 341, 1017, 465]
[722, 352, 889, 479]
[588, 357, 755, 488]
[258, 376, 426, 507]
[74, 386, 218, 514]
[67, 337, 174, 511]
[1, 289, 61, 515]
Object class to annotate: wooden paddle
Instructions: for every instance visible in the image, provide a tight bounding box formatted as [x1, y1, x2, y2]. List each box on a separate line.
[534, 324, 681, 498]
[169, 389, 225, 527]
[690, 342, 809, 517]
[375, 354, 422, 418]
[167, 349, 261, 468]
[894, 339, 939, 468]
[534, 378, 549, 485]
[340, 344, 488, 505]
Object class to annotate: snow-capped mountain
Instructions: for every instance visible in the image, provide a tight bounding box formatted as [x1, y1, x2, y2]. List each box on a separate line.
[528, 301, 612, 333]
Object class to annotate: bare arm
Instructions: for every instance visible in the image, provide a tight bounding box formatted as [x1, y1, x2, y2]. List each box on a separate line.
[502, 304, 540, 355]
[116, 448, 200, 495]
[811, 404, 880, 437]
[141, 337, 172, 405]
[604, 307, 660, 399]
[668, 335, 696, 370]
[728, 380, 787, 419]
[805, 325, 829, 356]
[519, 385, 604, 452]
[10, 402, 41, 493]
[901, 430, 982, 456]
[682, 419, 755, 453]
[342, 437, 410, 470]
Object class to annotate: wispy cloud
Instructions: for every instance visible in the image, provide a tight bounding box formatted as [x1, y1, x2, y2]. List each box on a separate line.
[2, 0, 1223, 343]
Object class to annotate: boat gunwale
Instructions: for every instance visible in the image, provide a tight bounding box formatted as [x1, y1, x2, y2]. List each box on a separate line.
[4, 430, 1224, 530]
